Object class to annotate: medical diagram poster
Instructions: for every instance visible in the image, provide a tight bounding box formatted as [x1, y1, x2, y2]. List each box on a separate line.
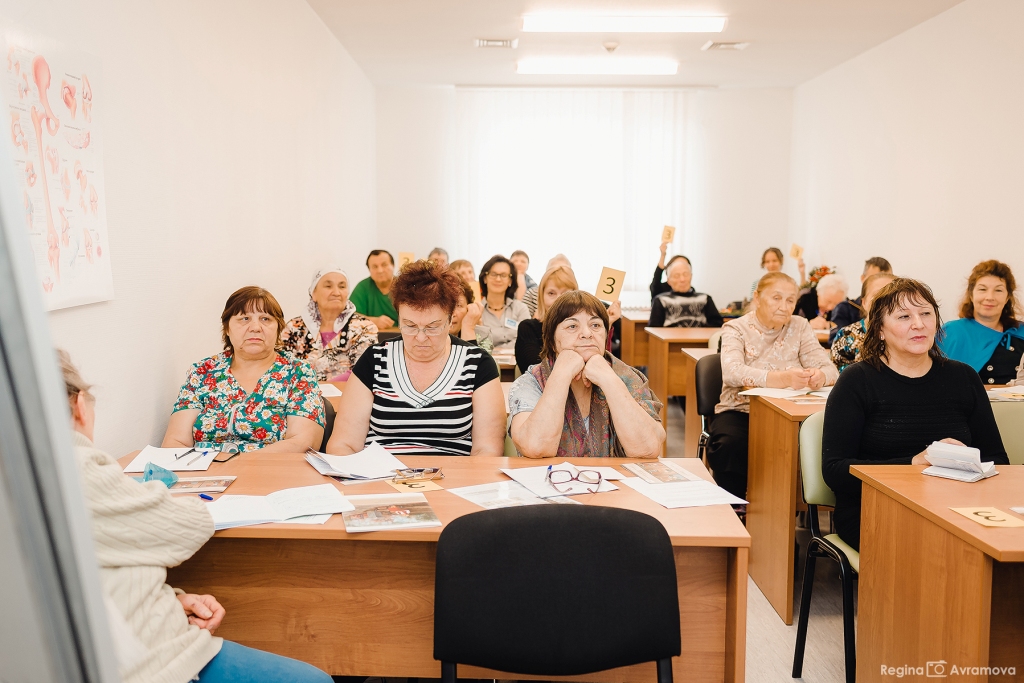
[4, 32, 113, 310]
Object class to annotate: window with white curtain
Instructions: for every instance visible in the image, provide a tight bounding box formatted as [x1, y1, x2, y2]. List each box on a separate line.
[447, 88, 690, 305]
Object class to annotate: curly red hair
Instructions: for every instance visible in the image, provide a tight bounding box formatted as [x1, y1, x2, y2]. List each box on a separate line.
[390, 259, 464, 317]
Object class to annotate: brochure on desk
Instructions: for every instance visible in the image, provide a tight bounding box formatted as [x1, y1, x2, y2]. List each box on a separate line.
[342, 493, 442, 532]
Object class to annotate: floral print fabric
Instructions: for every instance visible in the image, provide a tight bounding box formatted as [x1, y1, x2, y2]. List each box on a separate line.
[279, 314, 378, 381]
[172, 352, 324, 452]
[831, 320, 867, 373]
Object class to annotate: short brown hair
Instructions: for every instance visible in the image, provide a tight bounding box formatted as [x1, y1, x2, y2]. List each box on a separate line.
[959, 260, 1019, 330]
[761, 247, 784, 267]
[861, 278, 945, 369]
[220, 286, 286, 353]
[540, 291, 610, 362]
[864, 256, 892, 274]
[510, 250, 529, 262]
[450, 259, 473, 275]
[859, 271, 896, 301]
[458, 279, 475, 304]
[391, 259, 463, 317]
[536, 265, 579, 319]
[366, 249, 394, 268]
[755, 271, 797, 295]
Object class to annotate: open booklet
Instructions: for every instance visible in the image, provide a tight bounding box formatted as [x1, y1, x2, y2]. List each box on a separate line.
[305, 442, 407, 481]
[622, 459, 703, 484]
[500, 462, 620, 498]
[205, 483, 355, 530]
[342, 493, 442, 532]
[923, 442, 999, 483]
[739, 387, 832, 400]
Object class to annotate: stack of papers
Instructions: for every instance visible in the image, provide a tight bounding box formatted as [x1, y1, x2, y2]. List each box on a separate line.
[989, 386, 1024, 402]
[447, 481, 581, 509]
[205, 483, 355, 530]
[500, 462, 620, 498]
[620, 477, 747, 509]
[318, 383, 343, 397]
[739, 387, 832, 400]
[923, 442, 999, 483]
[123, 446, 217, 473]
[305, 442, 406, 481]
[342, 493, 442, 532]
[622, 459, 702, 484]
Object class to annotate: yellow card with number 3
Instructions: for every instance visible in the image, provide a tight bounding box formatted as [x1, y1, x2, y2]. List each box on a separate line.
[596, 267, 627, 303]
[661, 225, 676, 243]
[388, 479, 444, 493]
[398, 252, 415, 269]
[789, 243, 804, 259]
[950, 507, 1024, 528]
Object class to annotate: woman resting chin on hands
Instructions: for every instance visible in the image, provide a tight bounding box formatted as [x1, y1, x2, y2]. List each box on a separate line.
[508, 291, 664, 459]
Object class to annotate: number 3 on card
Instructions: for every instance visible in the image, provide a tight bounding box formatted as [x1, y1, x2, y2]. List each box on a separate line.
[596, 267, 626, 303]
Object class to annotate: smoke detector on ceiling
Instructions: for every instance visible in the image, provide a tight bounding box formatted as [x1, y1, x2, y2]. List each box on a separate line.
[475, 38, 519, 48]
[701, 41, 750, 51]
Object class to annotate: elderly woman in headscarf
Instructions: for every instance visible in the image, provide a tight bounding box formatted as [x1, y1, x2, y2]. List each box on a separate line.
[280, 267, 379, 381]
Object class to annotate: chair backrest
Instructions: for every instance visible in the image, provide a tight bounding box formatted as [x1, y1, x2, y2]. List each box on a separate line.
[707, 329, 723, 351]
[433, 505, 681, 676]
[798, 411, 835, 507]
[320, 398, 336, 452]
[694, 353, 723, 418]
[992, 402, 1024, 465]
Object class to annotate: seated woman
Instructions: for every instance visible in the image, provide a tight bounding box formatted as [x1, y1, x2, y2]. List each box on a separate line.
[523, 253, 571, 315]
[326, 259, 506, 456]
[830, 271, 896, 371]
[279, 266, 378, 381]
[708, 272, 839, 498]
[476, 254, 531, 350]
[823, 278, 1008, 551]
[515, 265, 578, 373]
[748, 247, 805, 299]
[795, 273, 850, 330]
[508, 291, 664, 458]
[61, 351, 332, 683]
[450, 279, 483, 344]
[450, 258, 476, 285]
[939, 260, 1024, 385]
[648, 256, 724, 328]
[162, 286, 324, 453]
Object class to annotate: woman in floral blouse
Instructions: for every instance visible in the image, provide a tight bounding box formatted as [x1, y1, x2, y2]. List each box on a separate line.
[830, 272, 896, 372]
[162, 286, 325, 453]
[280, 267, 378, 381]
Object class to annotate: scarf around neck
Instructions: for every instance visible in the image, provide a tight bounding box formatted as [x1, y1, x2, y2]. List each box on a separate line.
[940, 317, 1024, 372]
[302, 266, 357, 346]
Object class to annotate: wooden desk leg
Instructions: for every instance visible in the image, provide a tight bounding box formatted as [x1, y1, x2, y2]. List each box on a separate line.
[857, 487, 1012, 683]
[648, 336, 670, 458]
[636, 328, 650, 367]
[683, 354, 701, 458]
[725, 547, 748, 683]
[746, 399, 798, 624]
[622, 321, 636, 366]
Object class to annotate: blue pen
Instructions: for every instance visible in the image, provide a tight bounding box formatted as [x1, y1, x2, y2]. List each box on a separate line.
[199, 493, 214, 501]
[546, 464, 552, 481]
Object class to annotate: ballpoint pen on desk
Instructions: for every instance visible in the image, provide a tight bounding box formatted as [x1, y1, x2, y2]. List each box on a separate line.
[186, 450, 211, 466]
[175, 447, 197, 460]
[198, 493, 214, 501]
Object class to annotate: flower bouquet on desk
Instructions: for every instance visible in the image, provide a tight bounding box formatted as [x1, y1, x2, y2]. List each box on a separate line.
[802, 265, 836, 290]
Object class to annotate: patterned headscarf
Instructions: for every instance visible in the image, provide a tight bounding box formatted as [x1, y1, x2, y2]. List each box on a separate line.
[302, 266, 357, 334]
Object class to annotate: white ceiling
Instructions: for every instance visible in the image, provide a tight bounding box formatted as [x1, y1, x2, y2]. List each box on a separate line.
[307, 0, 963, 88]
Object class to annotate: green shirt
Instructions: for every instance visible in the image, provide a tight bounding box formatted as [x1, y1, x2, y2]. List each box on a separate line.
[350, 276, 398, 321]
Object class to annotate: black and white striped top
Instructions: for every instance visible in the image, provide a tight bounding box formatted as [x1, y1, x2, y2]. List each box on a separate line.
[351, 336, 500, 456]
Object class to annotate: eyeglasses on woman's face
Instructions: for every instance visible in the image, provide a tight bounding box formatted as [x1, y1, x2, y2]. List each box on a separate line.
[486, 270, 511, 282]
[399, 321, 450, 337]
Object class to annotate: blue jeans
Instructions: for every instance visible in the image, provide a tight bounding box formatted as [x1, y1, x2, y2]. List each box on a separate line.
[196, 640, 333, 683]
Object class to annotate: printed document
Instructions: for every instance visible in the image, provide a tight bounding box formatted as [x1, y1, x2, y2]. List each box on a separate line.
[206, 483, 354, 530]
[619, 477, 747, 509]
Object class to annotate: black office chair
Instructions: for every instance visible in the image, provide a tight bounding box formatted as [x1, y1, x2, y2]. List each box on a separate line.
[694, 353, 722, 466]
[320, 398, 336, 452]
[434, 505, 680, 683]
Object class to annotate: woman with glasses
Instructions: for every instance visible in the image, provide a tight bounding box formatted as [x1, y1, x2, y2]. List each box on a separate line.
[477, 254, 531, 350]
[508, 291, 664, 458]
[326, 259, 506, 456]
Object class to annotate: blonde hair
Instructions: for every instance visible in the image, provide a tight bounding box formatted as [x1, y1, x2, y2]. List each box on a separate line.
[755, 271, 796, 295]
[58, 349, 93, 419]
[536, 266, 579, 318]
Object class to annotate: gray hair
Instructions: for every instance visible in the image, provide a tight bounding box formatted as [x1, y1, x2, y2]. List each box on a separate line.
[428, 247, 449, 259]
[816, 273, 849, 296]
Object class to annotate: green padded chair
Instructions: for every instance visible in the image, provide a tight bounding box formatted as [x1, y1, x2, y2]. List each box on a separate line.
[792, 411, 857, 683]
[992, 402, 1024, 465]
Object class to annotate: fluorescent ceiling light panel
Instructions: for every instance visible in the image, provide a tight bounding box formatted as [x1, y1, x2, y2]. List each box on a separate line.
[516, 57, 678, 75]
[522, 15, 726, 33]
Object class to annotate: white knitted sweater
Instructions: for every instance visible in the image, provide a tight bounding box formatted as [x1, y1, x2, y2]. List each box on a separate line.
[72, 432, 222, 683]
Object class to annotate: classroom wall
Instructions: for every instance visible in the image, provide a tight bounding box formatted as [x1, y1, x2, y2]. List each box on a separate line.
[789, 0, 1024, 317]
[1, 0, 377, 456]
[375, 86, 793, 306]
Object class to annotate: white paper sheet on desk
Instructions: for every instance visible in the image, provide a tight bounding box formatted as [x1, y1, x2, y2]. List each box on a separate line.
[206, 484, 354, 530]
[307, 442, 406, 480]
[738, 388, 812, 399]
[619, 477, 747, 508]
[122, 445, 216, 473]
[989, 386, 1024, 401]
[318, 383, 343, 397]
[500, 462, 619, 498]
[447, 481, 581, 509]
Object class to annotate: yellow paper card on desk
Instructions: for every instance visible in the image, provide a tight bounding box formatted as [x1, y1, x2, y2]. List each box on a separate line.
[398, 252, 415, 269]
[596, 267, 627, 304]
[789, 243, 804, 259]
[950, 507, 1024, 528]
[661, 225, 676, 243]
[388, 479, 444, 493]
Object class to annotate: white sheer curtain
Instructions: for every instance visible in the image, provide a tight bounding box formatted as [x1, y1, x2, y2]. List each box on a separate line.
[447, 88, 689, 304]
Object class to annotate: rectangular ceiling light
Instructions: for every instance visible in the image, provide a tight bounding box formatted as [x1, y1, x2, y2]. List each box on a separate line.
[516, 57, 678, 75]
[522, 15, 726, 33]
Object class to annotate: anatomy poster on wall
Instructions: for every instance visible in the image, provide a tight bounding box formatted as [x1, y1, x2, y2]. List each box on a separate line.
[4, 33, 113, 310]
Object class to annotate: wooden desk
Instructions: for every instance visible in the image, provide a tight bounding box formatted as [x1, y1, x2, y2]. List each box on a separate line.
[646, 328, 721, 456]
[621, 310, 652, 367]
[323, 381, 346, 411]
[853, 465, 1024, 681]
[682, 348, 717, 458]
[746, 395, 825, 624]
[127, 453, 749, 683]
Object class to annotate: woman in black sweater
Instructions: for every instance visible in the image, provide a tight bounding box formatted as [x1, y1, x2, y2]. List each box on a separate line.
[822, 278, 1008, 551]
[516, 266, 578, 373]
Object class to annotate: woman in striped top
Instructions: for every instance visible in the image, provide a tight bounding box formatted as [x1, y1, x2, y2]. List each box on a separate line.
[326, 259, 506, 456]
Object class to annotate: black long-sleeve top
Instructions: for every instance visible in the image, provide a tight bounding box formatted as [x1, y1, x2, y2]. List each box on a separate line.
[649, 289, 724, 328]
[650, 266, 671, 300]
[822, 359, 1008, 550]
[515, 319, 543, 374]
